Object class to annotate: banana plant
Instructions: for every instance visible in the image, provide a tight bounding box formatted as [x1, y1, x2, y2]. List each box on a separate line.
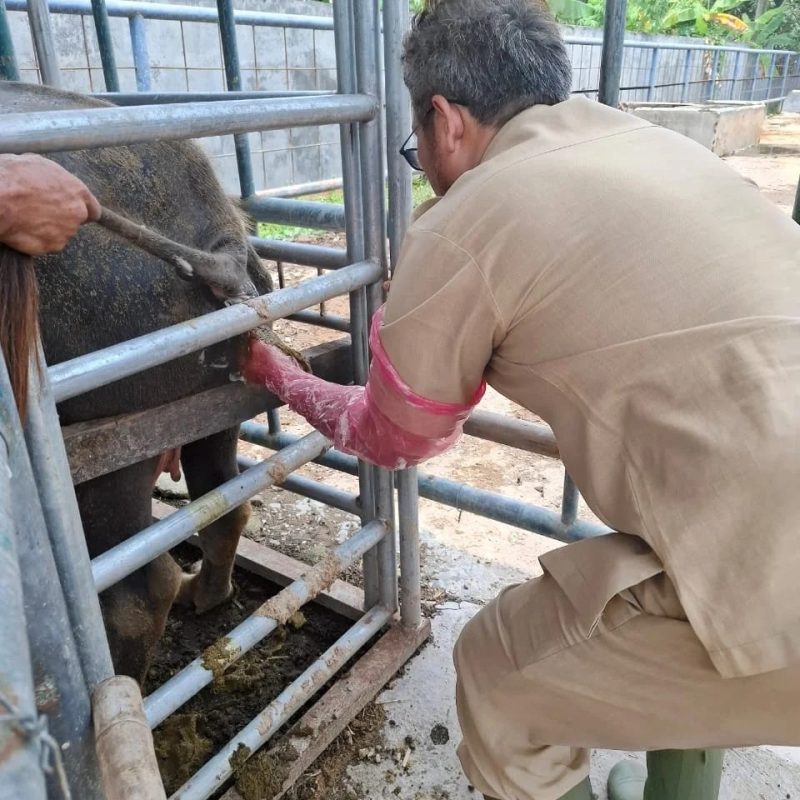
[661, 0, 749, 35]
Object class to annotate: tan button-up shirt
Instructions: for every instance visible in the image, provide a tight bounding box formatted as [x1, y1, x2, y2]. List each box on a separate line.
[381, 96, 800, 679]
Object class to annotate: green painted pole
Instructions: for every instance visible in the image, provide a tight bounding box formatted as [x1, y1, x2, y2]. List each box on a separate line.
[0, 0, 20, 81]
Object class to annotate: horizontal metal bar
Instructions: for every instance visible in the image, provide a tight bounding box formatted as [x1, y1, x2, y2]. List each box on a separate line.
[92, 432, 330, 592]
[144, 520, 383, 729]
[237, 454, 359, 515]
[93, 90, 332, 105]
[288, 310, 351, 332]
[241, 424, 359, 475]
[49, 259, 381, 403]
[258, 178, 344, 199]
[463, 409, 558, 459]
[563, 35, 795, 56]
[249, 237, 348, 269]
[243, 196, 346, 231]
[239, 425, 611, 542]
[171, 605, 392, 800]
[0, 94, 376, 154]
[6, 0, 333, 28]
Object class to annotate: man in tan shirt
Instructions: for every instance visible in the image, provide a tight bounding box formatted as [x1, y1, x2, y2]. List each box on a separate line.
[245, 1, 800, 798]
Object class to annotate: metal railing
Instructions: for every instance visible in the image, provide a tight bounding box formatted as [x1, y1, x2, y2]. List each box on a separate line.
[0, 3, 408, 798]
[566, 36, 800, 104]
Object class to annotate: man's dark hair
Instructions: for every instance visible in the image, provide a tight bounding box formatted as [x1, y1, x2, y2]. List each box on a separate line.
[402, 0, 573, 127]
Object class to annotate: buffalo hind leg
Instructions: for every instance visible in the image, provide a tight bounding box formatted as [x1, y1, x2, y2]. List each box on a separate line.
[175, 426, 250, 614]
[76, 457, 183, 684]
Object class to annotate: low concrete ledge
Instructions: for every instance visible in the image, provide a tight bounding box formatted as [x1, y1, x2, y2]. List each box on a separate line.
[622, 101, 766, 156]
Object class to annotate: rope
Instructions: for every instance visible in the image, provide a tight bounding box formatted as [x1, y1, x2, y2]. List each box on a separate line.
[0, 687, 72, 800]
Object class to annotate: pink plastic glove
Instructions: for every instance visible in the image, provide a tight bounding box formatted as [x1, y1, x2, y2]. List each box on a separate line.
[244, 307, 485, 469]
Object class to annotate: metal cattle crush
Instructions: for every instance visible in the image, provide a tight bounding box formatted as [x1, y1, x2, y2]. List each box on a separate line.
[0, 1, 620, 798]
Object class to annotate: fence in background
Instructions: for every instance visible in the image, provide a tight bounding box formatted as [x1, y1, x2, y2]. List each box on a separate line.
[566, 36, 800, 104]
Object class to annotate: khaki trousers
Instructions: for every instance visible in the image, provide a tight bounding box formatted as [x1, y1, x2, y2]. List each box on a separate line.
[454, 550, 800, 800]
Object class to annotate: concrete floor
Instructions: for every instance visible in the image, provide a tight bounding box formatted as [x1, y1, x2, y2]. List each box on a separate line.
[342, 527, 800, 800]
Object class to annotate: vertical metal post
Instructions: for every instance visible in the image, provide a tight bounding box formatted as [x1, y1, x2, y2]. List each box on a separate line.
[89, 0, 119, 91]
[0, 376, 47, 800]
[780, 52, 790, 101]
[24, 348, 115, 693]
[0, 0, 20, 81]
[751, 51, 761, 101]
[26, 0, 61, 87]
[383, 0, 412, 264]
[766, 52, 776, 100]
[2, 359, 104, 799]
[708, 48, 720, 100]
[216, 0, 255, 198]
[217, 0, 275, 432]
[598, 0, 627, 107]
[680, 48, 692, 103]
[646, 47, 660, 101]
[129, 13, 151, 91]
[561, 472, 579, 528]
[334, 0, 380, 608]
[355, 0, 397, 614]
[730, 50, 741, 100]
[383, 0, 419, 628]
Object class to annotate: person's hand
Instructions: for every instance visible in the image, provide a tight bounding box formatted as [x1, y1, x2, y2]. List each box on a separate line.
[0, 154, 101, 256]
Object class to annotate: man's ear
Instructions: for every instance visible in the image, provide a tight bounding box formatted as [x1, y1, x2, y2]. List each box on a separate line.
[430, 95, 465, 154]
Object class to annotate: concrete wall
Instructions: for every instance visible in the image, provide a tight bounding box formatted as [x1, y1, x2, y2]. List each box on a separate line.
[5, 1, 797, 194]
[5, 0, 341, 195]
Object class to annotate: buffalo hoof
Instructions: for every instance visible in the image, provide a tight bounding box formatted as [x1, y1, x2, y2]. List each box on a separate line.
[174, 569, 234, 615]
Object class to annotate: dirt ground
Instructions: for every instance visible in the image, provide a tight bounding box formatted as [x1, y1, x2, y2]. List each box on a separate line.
[154, 112, 800, 800]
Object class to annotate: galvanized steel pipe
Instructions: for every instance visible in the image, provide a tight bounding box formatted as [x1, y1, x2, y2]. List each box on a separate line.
[240, 424, 611, 543]
[128, 13, 151, 91]
[0, 401, 47, 800]
[7, 0, 333, 28]
[355, 0, 397, 615]
[288, 310, 350, 332]
[0, 0, 20, 80]
[96, 90, 329, 104]
[24, 348, 116, 692]
[463, 409, 559, 459]
[236, 454, 360, 515]
[90, 0, 120, 91]
[0, 94, 377, 154]
[25, 0, 61, 86]
[249, 237, 348, 269]
[2, 352, 104, 798]
[243, 196, 346, 231]
[598, 0, 627, 107]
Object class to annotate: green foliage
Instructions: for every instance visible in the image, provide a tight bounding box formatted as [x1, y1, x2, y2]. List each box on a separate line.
[549, 0, 800, 49]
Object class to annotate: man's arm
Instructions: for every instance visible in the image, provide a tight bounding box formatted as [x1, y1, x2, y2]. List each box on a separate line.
[245, 305, 485, 469]
[0, 154, 101, 255]
[244, 228, 501, 469]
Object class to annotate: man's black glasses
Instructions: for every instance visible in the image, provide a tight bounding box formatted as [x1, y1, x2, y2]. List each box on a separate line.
[399, 101, 467, 172]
